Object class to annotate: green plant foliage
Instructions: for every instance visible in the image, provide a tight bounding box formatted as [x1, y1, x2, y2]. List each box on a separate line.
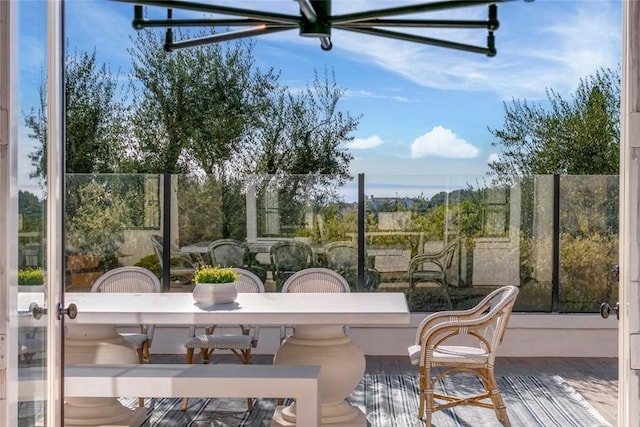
[194, 265, 237, 284]
[65, 181, 132, 266]
[489, 67, 620, 183]
[134, 254, 161, 279]
[18, 268, 45, 286]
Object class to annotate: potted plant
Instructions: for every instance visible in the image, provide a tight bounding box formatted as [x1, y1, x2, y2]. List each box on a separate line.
[18, 267, 45, 292]
[192, 265, 238, 307]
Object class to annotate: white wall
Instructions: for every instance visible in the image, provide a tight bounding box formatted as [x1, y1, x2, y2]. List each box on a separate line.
[135, 313, 618, 358]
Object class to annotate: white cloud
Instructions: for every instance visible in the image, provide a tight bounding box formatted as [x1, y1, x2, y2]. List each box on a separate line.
[348, 136, 383, 150]
[326, 1, 621, 100]
[487, 153, 500, 164]
[410, 126, 479, 159]
[343, 89, 409, 103]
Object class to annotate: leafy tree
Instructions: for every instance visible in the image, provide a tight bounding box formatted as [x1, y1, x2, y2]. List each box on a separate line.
[126, 30, 279, 175]
[250, 68, 358, 184]
[25, 47, 129, 182]
[488, 67, 620, 183]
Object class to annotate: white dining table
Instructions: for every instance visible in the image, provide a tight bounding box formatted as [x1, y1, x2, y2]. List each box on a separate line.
[61, 291, 410, 427]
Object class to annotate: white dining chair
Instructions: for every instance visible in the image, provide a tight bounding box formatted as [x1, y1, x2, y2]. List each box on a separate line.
[181, 268, 265, 412]
[91, 266, 161, 406]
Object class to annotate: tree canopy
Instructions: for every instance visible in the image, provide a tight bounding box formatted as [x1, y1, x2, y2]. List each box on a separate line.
[25, 47, 128, 184]
[488, 67, 620, 183]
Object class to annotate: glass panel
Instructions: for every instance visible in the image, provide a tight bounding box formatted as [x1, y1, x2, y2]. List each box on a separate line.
[515, 176, 554, 312]
[64, 174, 163, 292]
[17, 0, 48, 423]
[558, 175, 619, 312]
[174, 173, 359, 292]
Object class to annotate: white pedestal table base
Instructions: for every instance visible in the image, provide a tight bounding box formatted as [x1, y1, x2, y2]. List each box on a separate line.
[273, 324, 366, 426]
[64, 324, 146, 427]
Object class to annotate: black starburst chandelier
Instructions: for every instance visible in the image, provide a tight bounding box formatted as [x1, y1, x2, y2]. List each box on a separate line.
[112, 0, 533, 56]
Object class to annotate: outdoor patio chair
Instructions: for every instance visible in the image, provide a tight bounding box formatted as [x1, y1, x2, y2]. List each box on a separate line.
[280, 267, 351, 341]
[150, 234, 196, 285]
[181, 268, 265, 412]
[91, 266, 162, 407]
[207, 238, 267, 283]
[324, 241, 381, 291]
[269, 240, 314, 291]
[407, 285, 519, 427]
[407, 240, 458, 308]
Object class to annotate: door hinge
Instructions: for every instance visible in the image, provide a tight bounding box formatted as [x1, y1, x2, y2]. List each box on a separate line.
[0, 334, 6, 370]
[0, 109, 7, 147]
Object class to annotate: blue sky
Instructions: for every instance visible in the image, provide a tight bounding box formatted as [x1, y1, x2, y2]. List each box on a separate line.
[18, 0, 622, 198]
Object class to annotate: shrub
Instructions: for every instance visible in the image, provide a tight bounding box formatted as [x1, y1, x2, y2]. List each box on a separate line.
[134, 254, 161, 279]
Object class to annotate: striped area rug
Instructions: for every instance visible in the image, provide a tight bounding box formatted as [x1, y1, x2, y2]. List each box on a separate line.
[120, 374, 611, 427]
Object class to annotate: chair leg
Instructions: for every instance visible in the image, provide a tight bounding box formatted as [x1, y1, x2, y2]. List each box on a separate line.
[486, 368, 510, 426]
[181, 348, 196, 411]
[134, 347, 146, 408]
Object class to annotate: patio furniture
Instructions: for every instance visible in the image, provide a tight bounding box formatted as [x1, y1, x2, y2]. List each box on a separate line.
[91, 266, 162, 408]
[91, 266, 162, 365]
[207, 238, 267, 283]
[407, 285, 519, 427]
[280, 267, 351, 342]
[407, 240, 458, 308]
[65, 364, 321, 427]
[181, 268, 265, 411]
[150, 235, 196, 285]
[57, 291, 409, 426]
[324, 241, 381, 291]
[269, 240, 314, 291]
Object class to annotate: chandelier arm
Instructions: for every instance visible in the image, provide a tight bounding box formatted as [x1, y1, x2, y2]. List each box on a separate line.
[336, 26, 496, 56]
[134, 18, 295, 29]
[165, 27, 293, 51]
[343, 19, 495, 29]
[296, 0, 318, 23]
[112, 0, 300, 25]
[331, 0, 508, 25]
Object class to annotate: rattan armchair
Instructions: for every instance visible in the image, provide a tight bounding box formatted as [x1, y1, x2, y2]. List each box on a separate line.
[407, 240, 458, 308]
[407, 285, 519, 426]
[181, 268, 265, 411]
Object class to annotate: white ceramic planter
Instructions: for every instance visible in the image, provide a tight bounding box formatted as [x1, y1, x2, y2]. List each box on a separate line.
[192, 282, 238, 307]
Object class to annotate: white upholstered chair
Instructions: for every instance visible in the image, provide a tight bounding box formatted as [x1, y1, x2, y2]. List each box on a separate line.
[407, 285, 519, 427]
[181, 268, 265, 411]
[280, 267, 351, 341]
[91, 266, 161, 407]
[91, 266, 161, 364]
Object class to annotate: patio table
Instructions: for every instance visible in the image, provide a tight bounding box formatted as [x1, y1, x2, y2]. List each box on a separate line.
[61, 292, 410, 426]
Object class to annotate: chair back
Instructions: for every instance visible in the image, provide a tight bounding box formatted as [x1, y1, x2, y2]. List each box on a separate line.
[208, 239, 250, 268]
[231, 268, 265, 293]
[270, 240, 314, 290]
[479, 285, 519, 361]
[270, 240, 313, 271]
[282, 268, 350, 293]
[91, 266, 161, 293]
[441, 240, 458, 270]
[150, 235, 165, 267]
[324, 241, 357, 271]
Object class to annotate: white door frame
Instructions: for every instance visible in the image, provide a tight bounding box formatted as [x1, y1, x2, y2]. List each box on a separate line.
[620, 1, 639, 426]
[45, 0, 65, 425]
[0, 0, 20, 425]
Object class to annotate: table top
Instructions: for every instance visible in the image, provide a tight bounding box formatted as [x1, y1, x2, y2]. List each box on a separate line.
[62, 292, 410, 326]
